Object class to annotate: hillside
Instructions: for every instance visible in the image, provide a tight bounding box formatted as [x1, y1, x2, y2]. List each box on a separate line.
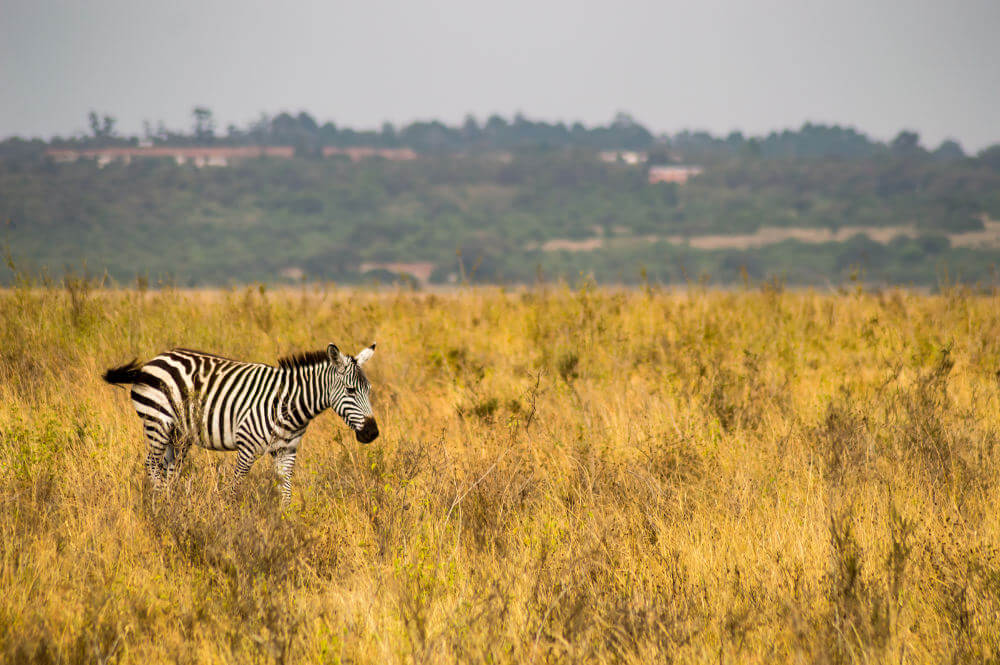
[3, 122, 1000, 287]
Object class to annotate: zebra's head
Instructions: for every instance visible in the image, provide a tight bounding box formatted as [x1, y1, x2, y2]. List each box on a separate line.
[327, 342, 379, 444]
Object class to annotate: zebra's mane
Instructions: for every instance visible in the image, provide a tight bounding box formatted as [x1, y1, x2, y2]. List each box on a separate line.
[277, 350, 330, 370]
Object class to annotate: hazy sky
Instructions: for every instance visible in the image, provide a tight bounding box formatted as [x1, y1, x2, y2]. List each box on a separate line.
[2, 0, 998, 150]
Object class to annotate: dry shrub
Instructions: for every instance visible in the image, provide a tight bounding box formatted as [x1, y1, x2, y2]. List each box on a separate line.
[813, 387, 872, 486]
[822, 509, 891, 663]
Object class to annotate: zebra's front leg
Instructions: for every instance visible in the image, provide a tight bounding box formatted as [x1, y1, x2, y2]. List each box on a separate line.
[271, 439, 301, 507]
[227, 444, 261, 496]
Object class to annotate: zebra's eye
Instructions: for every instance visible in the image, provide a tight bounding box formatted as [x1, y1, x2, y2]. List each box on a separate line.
[345, 387, 357, 396]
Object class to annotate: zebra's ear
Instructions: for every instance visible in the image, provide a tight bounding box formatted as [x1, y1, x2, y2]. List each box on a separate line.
[355, 342, 376, 367]
[327, 343, 348, 369]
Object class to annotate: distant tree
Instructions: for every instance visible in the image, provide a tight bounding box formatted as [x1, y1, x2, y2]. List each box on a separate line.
[399, 120, 459, 152]
[271, 112, 297, 137]
[88, 111, 116, 139]
[249, 113, 271, 144]
[193, 107, 215, 142]
[225, 124, 242, 143]
[485, 115, 508, 131]
[611, 111, 638, 129]
[647, 142, 672, 164]
[264, 111, 323, 154]
[890, 130, 921, 154]
[754, 123, 879, 159]
[319, 122, 338, 144]
[979, 145, 1000, 171]
[461, 114, 481, 141]
[932, 139, 965, 161]
[381, 122, 397, 146]
[297, 112, 318, 134]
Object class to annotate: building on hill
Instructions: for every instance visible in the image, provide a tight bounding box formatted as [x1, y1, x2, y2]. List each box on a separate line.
[647, 164, 703, 184]
[599, 150, 647, 165]
[45, 145, 419, 167]
[45, 146, 295, 167]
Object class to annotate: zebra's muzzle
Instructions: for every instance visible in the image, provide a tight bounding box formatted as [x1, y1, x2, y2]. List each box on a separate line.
[356, 418, 379, 444]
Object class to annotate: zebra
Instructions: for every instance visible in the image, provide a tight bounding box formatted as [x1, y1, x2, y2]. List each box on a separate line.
[102, 342, 379, 503]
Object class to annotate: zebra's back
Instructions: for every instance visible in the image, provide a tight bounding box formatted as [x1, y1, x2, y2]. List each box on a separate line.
[130, 348, 283, 451]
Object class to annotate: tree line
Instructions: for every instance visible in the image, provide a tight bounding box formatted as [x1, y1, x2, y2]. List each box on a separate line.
[2, 143, 1000, 288]
[2, 109, 998, 165]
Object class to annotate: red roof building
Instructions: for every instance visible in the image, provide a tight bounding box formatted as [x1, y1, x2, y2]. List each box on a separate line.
[45, 145, 418, 167]
[45, 146, 295, 167]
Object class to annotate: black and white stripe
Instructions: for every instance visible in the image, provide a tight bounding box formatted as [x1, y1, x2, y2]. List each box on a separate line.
[103, 342, 378, 503]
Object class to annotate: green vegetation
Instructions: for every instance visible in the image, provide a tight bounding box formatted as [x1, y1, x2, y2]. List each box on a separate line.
[2, 115, 1000, 286]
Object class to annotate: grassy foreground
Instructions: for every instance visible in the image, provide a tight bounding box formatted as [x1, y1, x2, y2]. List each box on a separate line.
[2, 284, 1000, 663]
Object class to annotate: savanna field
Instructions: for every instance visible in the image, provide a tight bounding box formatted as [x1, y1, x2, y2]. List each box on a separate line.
[3, 283, 1000, 664]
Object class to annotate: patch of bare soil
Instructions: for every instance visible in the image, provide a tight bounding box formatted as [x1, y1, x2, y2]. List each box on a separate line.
[536, 237, 606, 251]
[948, 218, 1000, 248]
[668, 225, 921, 250]
[530, 217, 1000, 252]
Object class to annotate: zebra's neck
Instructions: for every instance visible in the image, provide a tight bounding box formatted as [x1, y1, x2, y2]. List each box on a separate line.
[281, 363, 334, 428]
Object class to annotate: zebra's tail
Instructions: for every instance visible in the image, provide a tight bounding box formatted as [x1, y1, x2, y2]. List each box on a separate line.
[102, 359, 144, 385]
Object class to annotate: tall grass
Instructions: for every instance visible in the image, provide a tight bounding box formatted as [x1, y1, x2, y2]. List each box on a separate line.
[2, 283, 1000, 663]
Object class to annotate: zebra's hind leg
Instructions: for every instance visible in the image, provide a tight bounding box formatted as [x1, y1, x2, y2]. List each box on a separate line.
[162, 444, 176, 475]
[142, 417, 175, 490]
[163, 432, 193, 484]
[225, 442, 260, 498]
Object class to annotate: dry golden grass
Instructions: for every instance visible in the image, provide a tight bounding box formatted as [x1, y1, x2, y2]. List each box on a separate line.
[3, 283, 1000, 663]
